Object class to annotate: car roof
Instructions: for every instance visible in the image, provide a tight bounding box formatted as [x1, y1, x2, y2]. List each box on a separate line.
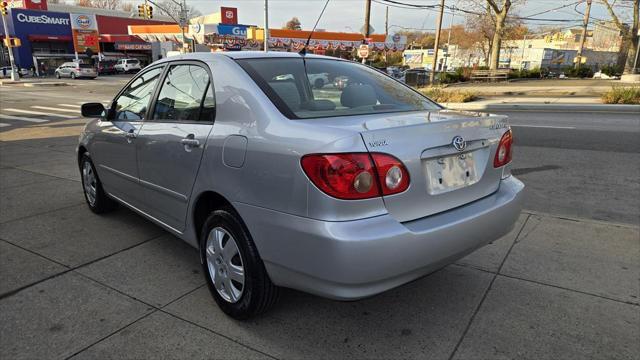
[153, 51, 347, 65]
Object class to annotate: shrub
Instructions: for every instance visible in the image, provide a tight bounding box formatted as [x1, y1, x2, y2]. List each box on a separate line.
[599, 64, 622, 77]
[565, 66, 594, 78]
[420, 87, 477, 103]
[439, 72, 463, 84]
[601, 86, 640, 104]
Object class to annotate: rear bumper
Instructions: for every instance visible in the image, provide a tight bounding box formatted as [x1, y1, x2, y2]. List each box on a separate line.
[234, 176, 524, 300]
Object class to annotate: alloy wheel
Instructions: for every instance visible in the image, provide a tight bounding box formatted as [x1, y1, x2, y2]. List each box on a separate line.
[205, 227, 245, 303]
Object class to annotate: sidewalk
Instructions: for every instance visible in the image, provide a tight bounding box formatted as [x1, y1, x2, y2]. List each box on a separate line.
[0, 77, 68, 87]
[0, 135, 638, 359]
[444, 96, 640, 112]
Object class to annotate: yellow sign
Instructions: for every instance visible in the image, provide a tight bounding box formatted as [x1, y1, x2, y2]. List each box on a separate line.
[2, 37, 21, 48]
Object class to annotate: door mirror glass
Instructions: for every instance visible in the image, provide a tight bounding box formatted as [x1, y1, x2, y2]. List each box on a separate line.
[81, 103, 106, 118]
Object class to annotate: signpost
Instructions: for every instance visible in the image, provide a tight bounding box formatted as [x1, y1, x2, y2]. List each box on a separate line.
[1, 1, 19, 81]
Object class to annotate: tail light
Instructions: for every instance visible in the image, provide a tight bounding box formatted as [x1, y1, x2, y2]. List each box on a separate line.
[301, 153, 410, 200]
[493, 130, 513, 168]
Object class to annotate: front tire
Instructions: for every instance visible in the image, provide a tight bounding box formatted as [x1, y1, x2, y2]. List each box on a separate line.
[80, 154, 116, 214]
[200, 208, 279, 319]
[55, 72, 60, 79]
[71, 72, 76, 79]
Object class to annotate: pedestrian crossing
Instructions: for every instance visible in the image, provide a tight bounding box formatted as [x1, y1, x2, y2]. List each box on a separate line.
[0, 100, 112, 128]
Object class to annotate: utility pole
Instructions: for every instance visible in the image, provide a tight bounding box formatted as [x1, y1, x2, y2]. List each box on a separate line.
[575, 0, 592, 71]
[430, 0, 445, 84]
[444, 5, 455, 71]
[363, 0, 371, 63]
[264, 0, 269, 52]
[1, 6, 19, 81]
[384, 6, 389, 66]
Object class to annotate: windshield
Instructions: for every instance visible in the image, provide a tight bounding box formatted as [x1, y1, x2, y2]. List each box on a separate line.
[237, 58, 440, 119]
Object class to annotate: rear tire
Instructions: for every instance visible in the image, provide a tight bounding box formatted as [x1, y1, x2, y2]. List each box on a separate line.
[80, 154, 116, 214]
[314, 78, 324, 89]
[200, 207, 279, 319]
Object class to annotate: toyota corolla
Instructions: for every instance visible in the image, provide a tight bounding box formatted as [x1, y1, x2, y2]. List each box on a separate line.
[78, 52, 524, 319]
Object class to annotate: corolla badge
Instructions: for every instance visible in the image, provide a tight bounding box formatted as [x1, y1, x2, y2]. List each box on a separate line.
[452, 136, 466, 152]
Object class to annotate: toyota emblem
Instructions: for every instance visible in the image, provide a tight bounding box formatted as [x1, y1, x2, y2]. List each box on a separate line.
[452, 136, 466, 152]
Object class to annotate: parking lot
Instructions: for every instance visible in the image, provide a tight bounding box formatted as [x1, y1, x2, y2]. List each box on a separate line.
[1, 78, 639, 359]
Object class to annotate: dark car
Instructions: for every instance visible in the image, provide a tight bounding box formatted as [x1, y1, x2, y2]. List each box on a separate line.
[97, 60, 117, 75]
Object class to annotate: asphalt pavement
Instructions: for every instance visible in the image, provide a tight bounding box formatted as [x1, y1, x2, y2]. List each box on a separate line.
[0, 77, 639, 359]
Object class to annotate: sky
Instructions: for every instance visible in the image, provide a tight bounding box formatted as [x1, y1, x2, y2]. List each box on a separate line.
[186, 0, 634, 34]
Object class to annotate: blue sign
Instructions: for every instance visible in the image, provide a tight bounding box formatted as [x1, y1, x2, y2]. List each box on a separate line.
[216, 24, 247, 37]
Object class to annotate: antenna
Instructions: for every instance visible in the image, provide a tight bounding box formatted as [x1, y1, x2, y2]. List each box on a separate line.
[299, 0, 331, 55]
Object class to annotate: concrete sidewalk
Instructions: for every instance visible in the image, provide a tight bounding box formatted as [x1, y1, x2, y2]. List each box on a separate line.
[1, 136, 639, 359]
[443, 97, 640, 112]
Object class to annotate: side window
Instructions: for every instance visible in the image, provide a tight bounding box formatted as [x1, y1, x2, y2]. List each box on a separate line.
[113, 66, 163, 121]
[152, 64, 213, 122]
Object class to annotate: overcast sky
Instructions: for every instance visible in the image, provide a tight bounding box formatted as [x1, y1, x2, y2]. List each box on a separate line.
[187, 0, 633, 33]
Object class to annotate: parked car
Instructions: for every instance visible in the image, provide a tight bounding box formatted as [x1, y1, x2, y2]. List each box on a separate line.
[308, 72, 330, 89]
[333, 75, 351, 89]
[97, 60, 117, 75]
[54, 62, 97, 79]
[78, 52, 524, 319]
[0, 66, 31, 77]
[401, 67, 430, 86]
[593, 71, 619, 80]
[114, 58, 142, 73]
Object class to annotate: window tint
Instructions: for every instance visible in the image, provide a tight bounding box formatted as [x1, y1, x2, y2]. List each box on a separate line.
[238, 58, 439, 119]
[113, 66, 163, 121]
[152, 64, 212, 122]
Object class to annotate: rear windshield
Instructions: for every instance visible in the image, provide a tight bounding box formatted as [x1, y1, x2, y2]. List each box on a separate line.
[127, 60, 139, 64]
[237, 58, 440, 119]
[79, 64, 93, 68]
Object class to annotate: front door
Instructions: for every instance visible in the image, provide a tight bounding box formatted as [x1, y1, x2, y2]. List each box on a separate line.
[136, 62, 215, 232]
[90, 66, 164, 208]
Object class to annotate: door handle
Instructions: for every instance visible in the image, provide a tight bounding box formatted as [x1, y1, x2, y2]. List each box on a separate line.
[181, 138, 200, 147]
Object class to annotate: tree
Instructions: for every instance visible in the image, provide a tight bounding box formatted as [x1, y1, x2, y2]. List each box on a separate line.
[155, 0, 202, 20]
[75, 0, 121, 10]
[601, 0, 639, 74]
[284, 17, 302, 30]
[485, 0, 513, 70]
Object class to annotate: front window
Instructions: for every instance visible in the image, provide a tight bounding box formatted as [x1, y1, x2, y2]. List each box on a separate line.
[112, 67, 163, 121]
[237, 58, 439, 119]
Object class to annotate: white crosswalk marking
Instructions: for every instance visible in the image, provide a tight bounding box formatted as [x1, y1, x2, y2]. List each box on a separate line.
[31, 106, 79, 114]
[0, 123, 10, 127]
[58, 104, 80, 108]
[2, 108, 74, 118]
[0, 114, 48, 123]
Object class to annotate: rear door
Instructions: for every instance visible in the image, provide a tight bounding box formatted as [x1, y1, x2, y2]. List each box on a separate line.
[136, 61, 215, 232]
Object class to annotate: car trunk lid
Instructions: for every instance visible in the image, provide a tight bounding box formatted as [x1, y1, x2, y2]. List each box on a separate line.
[359, 110, 510, 222]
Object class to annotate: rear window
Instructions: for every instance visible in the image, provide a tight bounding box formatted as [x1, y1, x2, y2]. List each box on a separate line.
[79, 64, 93, 68]
[126, 60, 139, 64]
[237, 58, 439, 119]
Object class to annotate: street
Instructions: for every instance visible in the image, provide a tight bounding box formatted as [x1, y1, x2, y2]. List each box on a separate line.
[0, 77, 639, 359]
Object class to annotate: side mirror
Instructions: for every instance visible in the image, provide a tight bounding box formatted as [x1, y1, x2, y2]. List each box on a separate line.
[81, 102, 105, 118]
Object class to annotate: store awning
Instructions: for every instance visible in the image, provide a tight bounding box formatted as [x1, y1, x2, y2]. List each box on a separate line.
[99, 34, 146, 43]
[28, 35, 73, 42]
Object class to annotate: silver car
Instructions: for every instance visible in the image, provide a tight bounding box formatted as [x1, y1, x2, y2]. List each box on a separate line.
[78, 52, 524, 319]
[55, 62, 97, 79]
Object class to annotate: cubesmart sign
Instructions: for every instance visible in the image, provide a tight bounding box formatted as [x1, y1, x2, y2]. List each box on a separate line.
[10, 9, 73, 68]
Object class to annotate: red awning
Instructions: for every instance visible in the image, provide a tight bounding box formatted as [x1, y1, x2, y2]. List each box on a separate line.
[99, 34, 146, 43]
[28, 35, 73, 42]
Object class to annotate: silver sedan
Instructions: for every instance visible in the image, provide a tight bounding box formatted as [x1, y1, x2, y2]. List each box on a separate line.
[78, 52, 524, 319]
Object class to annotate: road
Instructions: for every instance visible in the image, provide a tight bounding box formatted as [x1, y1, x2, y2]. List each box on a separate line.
[1, 77, 638, 224]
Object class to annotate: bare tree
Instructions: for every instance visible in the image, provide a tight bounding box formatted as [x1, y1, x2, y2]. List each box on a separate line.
[284, 17, 302, 30]
[601, 0, 639, 73]
[485, 0, 513, 70]
[466, 3, 524, 66]
[155, 0, 202, 20]
[75, 0, 121, 10]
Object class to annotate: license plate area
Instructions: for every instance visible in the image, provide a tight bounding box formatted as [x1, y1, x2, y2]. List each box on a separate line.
[425, 151, 480, 195]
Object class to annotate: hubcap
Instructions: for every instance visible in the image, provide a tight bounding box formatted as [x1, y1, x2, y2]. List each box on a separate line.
[205, 227, 245, 303]
[82, 161, 97, 206]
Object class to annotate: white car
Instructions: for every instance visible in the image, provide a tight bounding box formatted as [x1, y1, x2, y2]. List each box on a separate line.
[593, 71, 619, 80]
[0, 66, 30, 77]
[114, 59, 142, 73]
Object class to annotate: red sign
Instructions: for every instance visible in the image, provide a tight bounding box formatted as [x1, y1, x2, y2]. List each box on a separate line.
[13, 0, 48, 10]
[357, 44, 370, 59]
[220, 7, 237, 24]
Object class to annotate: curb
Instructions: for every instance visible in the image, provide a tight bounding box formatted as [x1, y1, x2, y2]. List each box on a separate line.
[444, 102, 640, 113]
[0, 81, 69, 87]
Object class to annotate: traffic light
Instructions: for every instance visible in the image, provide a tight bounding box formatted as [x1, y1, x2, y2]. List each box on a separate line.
[1, 2, 9, 16]
[146, 5, 153, 19]
[137, 4, 145, 18]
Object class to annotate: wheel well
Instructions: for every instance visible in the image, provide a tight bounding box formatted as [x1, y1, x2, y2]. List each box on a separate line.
[77, 145, 87, 167]
[193, 191, 232, 243]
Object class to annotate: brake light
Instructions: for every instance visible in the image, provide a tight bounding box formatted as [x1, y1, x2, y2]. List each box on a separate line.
[301, 153, 410, 200]
[493, 130, 513, 168]
[370, 153, 410, 195]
